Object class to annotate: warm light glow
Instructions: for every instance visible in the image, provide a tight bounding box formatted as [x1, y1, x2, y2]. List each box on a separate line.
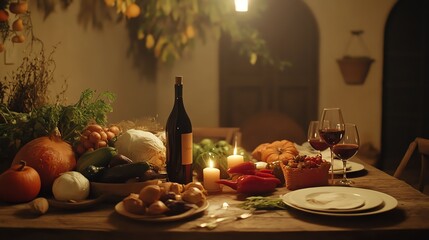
[235, 0, 248, 12]
[203, 159, 221, 192]
[233, 146, 238, 155]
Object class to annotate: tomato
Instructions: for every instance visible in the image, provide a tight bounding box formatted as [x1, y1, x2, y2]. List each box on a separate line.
[9, 2, 28, 14]
[0, 10, 9, 22]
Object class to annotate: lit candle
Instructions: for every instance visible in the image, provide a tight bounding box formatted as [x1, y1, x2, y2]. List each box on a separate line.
[203, 159, 221, 192]
[227, 146, 244, 169]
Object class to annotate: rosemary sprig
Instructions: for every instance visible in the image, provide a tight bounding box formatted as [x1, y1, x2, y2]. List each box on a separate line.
[240, 196, 288, 210]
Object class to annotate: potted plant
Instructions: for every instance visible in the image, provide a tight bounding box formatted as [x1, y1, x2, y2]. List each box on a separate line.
[337, 30, 374, 85]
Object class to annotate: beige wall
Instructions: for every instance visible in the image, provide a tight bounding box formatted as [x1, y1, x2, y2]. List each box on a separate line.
[303, 0, 396, 150]
[0, 1, 158, 123]
[0, 0, 397, 150]
[156, 38, 219, 128]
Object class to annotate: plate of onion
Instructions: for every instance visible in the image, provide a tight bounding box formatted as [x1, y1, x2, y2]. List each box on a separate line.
[115, 199, 209, 222]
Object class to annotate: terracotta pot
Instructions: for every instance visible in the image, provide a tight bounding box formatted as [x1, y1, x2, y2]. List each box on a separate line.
[337, 56, 374, 85]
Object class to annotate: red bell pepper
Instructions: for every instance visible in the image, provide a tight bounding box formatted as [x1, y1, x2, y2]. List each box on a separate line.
[258, 169, 274, 174]
[255, 171, 276, 178]
[228, 162, 277, 178]
[227, 161, 256, 175]
[217, 175, 281, 194]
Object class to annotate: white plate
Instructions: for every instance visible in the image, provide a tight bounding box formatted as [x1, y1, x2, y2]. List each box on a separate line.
[329, 160, 365, 174]
[286, 186, 383, 213]
[282, 187, 397, 216]
[115, 200, 209, 222]
[291, 192, 365, 211]
[48, 194, 109, 210]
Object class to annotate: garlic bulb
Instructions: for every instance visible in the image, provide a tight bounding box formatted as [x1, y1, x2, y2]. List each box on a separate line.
[123, 193, 146, 214]
[170, 183, 184, 194]
[139, 185, 161, 205]
[181, 187, 206, 204]
[147, 200, 169, 215]
[184, 182, 206, 194]
[29, 197, 49, 215]
[52, 171, 90, 201]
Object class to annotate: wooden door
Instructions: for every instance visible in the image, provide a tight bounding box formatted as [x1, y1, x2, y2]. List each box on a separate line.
[381, 0, 429, 171]
[219, 0, 319, 141]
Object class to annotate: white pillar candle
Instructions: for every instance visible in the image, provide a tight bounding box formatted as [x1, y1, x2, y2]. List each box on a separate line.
[227, 146, 244, 168]
[203, 160, 221, 192]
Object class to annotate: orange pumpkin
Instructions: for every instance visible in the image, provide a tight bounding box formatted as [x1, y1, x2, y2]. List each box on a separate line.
[252, 140, 299, 163]
[12, 129, 76, 193]
[0, 161, 41, 203]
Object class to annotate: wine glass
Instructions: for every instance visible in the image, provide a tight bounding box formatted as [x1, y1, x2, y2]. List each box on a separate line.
[318, 108, 345, 184]
[307, 121, 329, 156]
[333, 123, 360, 186]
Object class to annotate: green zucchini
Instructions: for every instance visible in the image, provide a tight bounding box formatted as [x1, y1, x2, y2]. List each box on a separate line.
[76, 147, 117, 173]
[98, 161, 151, 183]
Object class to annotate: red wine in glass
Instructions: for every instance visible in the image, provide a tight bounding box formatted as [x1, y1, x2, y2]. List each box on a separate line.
[307, 121, 329, 155]
[333, 123, 360, 186]
[333, 144, 359, 160]
[319, 129, 345, 146]
[318, 108, 345, 184]
[309, 138, 329, 151]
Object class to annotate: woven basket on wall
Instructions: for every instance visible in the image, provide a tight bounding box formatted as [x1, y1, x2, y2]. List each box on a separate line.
[337, 56, 374, 85]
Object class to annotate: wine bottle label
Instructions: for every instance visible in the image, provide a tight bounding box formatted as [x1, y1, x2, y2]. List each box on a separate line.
[181, 133, 193, 165]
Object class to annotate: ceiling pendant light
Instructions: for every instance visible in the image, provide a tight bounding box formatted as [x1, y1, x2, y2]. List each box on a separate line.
[235, 0, 248, 12]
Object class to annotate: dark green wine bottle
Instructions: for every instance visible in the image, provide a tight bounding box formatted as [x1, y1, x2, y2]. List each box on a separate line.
[165, 76, 193, 184]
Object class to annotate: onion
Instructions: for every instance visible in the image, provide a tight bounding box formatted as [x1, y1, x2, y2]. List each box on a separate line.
[12, 128, 76, 193]
[52, 171, 90, 201]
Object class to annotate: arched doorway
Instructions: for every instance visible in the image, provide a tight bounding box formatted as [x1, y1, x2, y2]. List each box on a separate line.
[219, 0, 318, 150]
[381, 0, 429, 172]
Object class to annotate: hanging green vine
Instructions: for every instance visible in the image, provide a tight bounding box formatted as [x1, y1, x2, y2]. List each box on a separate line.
[32, 0, 289, 71]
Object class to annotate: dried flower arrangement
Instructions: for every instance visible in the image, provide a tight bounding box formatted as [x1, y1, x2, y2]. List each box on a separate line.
[0, 0, 62, 113]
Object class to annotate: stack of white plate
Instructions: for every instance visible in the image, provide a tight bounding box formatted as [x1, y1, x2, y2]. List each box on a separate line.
[281, 186, 398, 216]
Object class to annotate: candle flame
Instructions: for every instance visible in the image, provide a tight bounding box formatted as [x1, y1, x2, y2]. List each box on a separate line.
[209, 159, 214, 168]
[233, 146, 237, 155]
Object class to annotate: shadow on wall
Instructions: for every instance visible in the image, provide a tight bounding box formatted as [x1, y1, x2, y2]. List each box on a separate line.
[240, 111, 306, 151]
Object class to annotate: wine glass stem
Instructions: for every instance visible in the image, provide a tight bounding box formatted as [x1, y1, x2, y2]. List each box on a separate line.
[342, 160, 348, 181]
[330, 147, 334, 184]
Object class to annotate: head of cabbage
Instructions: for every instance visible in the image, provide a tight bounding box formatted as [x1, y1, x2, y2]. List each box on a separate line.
[115, 129, 166, 169]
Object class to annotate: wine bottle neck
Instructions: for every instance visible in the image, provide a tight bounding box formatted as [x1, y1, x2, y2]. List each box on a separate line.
[175, 83, 183, 100]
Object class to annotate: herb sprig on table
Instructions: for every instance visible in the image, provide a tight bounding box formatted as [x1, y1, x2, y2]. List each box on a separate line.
[240, 196, 288, 210]
[0, 89, 115, 153]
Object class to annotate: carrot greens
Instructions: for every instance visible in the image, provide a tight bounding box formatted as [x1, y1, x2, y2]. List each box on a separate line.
[0, 89, 115, 153]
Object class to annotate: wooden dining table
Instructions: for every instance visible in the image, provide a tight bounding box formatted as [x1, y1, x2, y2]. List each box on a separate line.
[1, 159, 428, 240]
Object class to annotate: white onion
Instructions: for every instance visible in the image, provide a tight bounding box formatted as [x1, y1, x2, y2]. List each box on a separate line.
[52, 171, 90, 201]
